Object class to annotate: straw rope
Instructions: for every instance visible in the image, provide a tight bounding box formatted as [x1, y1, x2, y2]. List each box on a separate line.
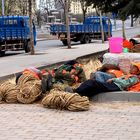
[53, 83, 68, 91]
[42, 89, 90, 111]
[83, 57, 102, 79]
[17, 74, 42, 104]
[0, 81, 19, 103]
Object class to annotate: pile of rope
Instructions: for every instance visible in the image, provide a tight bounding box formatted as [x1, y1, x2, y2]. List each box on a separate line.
[42, 89, 90, 111]
[0, 81, 19, 103]
[17, 74, 42, 104]
[53, 83, 68, 91]
[78, 56, 102, 79]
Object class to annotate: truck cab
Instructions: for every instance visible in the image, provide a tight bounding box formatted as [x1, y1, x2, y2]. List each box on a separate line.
[0, 16, 36, 55]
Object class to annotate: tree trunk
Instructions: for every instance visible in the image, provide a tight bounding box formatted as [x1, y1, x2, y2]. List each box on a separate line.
[131, 14, 134, 27]
[99, 11, 104, 43]
[29, 0, 35, 55]
[122, 20, 126, 39]
[83, 10, 86, 23]
[108, 18, 111, 38]
[2, 0, 5, 15]
[65, 0, 71, 48]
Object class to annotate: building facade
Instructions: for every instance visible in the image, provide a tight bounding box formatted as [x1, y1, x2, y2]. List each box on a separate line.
[70, 1, 95, 14]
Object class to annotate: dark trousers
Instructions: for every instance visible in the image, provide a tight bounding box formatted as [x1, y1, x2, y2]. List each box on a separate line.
[75, 79, 120, 97]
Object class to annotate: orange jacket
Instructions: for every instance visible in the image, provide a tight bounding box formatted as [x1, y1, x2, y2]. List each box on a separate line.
[128, 82, 140, 92]
[107, 69, 124, 78]
[23, 69, 40, 80]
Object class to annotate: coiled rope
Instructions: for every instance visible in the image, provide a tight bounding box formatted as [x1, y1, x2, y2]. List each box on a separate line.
[0, 81, 19, 103]
[17, 74, 42, 104]
[79, 56, 102, 79]
[42, 89, 90, 111]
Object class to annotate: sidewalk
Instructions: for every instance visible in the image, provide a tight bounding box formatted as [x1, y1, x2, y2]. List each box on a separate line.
[0, 41, 108, 79]
[0, 102, 140, 140]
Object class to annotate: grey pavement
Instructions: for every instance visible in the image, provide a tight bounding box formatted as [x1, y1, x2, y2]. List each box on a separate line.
[0, 102, 140, 140]
[0, 40, 108, 78]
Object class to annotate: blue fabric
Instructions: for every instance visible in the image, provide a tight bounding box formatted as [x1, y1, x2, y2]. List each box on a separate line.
[75, 79, 120, 97]
[33, 22, 37, 46]
[91, 71, 114, 83]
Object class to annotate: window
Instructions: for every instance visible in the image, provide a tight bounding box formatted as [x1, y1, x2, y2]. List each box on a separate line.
[4, 19, 18, 25]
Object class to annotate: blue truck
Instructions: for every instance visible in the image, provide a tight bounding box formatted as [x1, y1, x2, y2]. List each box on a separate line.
[0, 16, 36, 55]
[50, 16, 112, 45]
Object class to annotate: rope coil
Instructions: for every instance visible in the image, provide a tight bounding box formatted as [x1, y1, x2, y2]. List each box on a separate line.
[17, 74, 42, 104]
[0, 81, 19, 103]
[42, 89, 90, 111]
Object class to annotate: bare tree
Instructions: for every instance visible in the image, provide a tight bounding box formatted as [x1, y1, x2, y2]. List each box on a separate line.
[28, 0, 35, 55]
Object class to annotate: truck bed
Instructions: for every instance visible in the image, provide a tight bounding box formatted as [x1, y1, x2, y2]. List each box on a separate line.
[0, 27, 29, 41]
[50, 24, 109, 34]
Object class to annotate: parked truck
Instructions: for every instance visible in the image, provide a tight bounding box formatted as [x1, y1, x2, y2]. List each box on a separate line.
[50, 16, 112, 46]
[0, 16, 36, 55]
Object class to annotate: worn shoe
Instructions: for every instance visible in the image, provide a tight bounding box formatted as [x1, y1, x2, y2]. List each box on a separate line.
[65, 86, 74, 93]
[47, 74, 53, 90]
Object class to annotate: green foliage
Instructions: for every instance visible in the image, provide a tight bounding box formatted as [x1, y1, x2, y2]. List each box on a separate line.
[86, 0, 140, 20]
[0, 0, 29, 15]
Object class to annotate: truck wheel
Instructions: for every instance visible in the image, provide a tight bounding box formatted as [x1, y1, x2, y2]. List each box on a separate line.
[80, 40, 85, 44]
[24, 41, 30, 53]
[104, 33, 108, 41]
[0, 51, 5, 56]
[62, 40, 67, 46]
[84, 35, 90, 43]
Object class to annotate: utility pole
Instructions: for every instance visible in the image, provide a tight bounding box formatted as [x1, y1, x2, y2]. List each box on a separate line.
[29, 0, 35, 55]
[65, 0, 71, 48]
[2, 0, 5, 15]
[99, 11, 104, 43]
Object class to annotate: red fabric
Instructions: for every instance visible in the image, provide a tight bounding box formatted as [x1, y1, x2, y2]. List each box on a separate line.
[123, 40, 134, 49]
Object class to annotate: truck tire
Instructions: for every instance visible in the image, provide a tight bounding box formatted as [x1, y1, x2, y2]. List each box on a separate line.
[80, 35, 90, 44]
[62, 40, 68, 46]
[0, 51, 5, 56]
[84, 35, 90, 44]
[24, 41, 30, 53]
[104, 33, 108, 41]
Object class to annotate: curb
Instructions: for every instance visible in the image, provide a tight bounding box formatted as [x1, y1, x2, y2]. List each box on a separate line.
[0, 50, 107, 81]
[92, 91, 140, 102]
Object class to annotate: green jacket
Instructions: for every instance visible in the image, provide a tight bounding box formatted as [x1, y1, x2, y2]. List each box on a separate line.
[54, 64, 86, 85]
[113, 75, 139, 90]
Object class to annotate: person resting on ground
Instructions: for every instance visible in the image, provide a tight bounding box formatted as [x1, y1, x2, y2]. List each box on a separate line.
[66, 62, 140, 98]
[15, 67, 46, 83]
[90, 63, 124, 83]
[41, 60, 86, 93]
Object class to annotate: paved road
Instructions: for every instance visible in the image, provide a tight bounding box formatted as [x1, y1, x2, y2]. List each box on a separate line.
[112, 26, 140, 38]
[1, 26, 139, 57]
[0, 41, 108, 78]
[0, 102, 140, 140]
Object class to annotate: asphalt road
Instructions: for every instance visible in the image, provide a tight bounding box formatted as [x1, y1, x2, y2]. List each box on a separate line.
[35, 26, 140, 51]
[1, 26, 140, 57]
